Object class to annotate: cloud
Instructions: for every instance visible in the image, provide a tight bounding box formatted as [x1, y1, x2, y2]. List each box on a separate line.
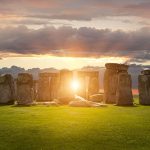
[0, 0, 150, 22]
[122, 2, 150, 19]
[0, 26, 149, 63]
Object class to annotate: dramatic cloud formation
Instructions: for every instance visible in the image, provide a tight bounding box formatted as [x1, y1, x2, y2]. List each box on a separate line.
[0, 26, 149, 62]
[0, 0, 149, 65]
[0, 0, 150, 23]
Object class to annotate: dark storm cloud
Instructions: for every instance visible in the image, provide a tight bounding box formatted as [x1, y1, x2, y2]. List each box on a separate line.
[0, 26, 149, 63]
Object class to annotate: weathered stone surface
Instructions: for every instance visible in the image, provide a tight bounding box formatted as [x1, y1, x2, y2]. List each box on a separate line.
[77, 71, 99, 99]
[58, 69, 74, 100]
[69, 95, 91, 107]
[105, 63, 129, 71]
[17, 73, 34, 105]
[116, 73, 133, 106]
[138, 71, 150, 105]
[89, 93, 103, 103]
[69, 95, 106, 107]
[38, 73, 51, 101]
[104, 68, 118, 103]
[141, 70, 150, 75]
[104, 63, 133, 105]
[50, 75, 60, 100]
[69, 99, 91, 107]
[38, 73, 59, 101]
[89, 76, 99, 96]
[56, 97, 73, 105]
[0, 74, 15, 104]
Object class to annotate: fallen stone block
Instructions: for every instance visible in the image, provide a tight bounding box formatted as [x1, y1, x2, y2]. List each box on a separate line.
[89, 93, 103, 103]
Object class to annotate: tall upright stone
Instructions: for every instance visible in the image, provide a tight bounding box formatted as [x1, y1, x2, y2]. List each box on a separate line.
[104, 63, 133, 105]
[38, 73, 59, 101]
[58, 70, 74, 101]
[77, 71, 99, 99]
[88, 71, 99, 96]
[17, 73, 34, 105]
[38, 73, 51, 101]
[138, 70, 150, 105]
[50, 74, 60, 100]
[104, 63, 119, 103]
[0, 74, 15, 104]
[116, 71, 133, 106]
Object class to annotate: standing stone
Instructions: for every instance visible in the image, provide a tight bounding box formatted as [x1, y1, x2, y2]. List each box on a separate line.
[104, 63, 119, 103]
[138, 70, 150, 105]
[38, 73, 59, 101]
[88, 71, 99, 96]
[0, 74, 15, 104]
[104, 63, 133, 105]
[116, 72, 133, 106]
[38, 73, 51, 101]
[77, 71, 99, 99]
[50, 75, 60, 100]
[17, 73, 34, 105]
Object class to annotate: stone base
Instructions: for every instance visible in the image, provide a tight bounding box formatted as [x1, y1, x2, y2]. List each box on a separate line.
[116, 102, 134, 106]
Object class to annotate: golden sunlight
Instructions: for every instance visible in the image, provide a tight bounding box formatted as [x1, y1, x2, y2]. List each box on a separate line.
[71, 80, 80, 92]
[0, 54, 130, 69]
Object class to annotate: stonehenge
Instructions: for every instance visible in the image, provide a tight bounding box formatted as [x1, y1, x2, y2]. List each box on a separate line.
[0, 74, 15, 104]
[16, 73, 34, 105]
[104, 63, 133, 106]
[77, 71, 99, 99]
[138, 70, 150, 105]
[0, 64, 150, 107]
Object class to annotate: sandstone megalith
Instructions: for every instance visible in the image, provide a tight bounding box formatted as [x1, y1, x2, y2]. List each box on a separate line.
[50, 74, 60, 100]
[138, 70, 150, 105]
[17, 73, 34, 105]
[116, 72, 133, 106]
[38, 72, 59, 101]
[104, 63, 119, 103]
[0, 74, 15, 104]
[104, 63, 133, 105]
[77, 71, 99, 99]
[88, 72, 99, 96]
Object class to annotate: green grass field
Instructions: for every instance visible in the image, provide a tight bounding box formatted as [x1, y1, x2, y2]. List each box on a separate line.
[0, 98, 150, 150]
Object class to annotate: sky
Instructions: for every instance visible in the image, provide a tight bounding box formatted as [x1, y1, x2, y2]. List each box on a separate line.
[0, 0, 150, 69]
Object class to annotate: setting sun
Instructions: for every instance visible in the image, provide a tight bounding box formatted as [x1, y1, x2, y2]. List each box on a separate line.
[71, 80, 80, 92]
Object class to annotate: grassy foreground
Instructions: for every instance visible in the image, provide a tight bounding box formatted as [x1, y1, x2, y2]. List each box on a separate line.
[0, 100, 150, 150]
